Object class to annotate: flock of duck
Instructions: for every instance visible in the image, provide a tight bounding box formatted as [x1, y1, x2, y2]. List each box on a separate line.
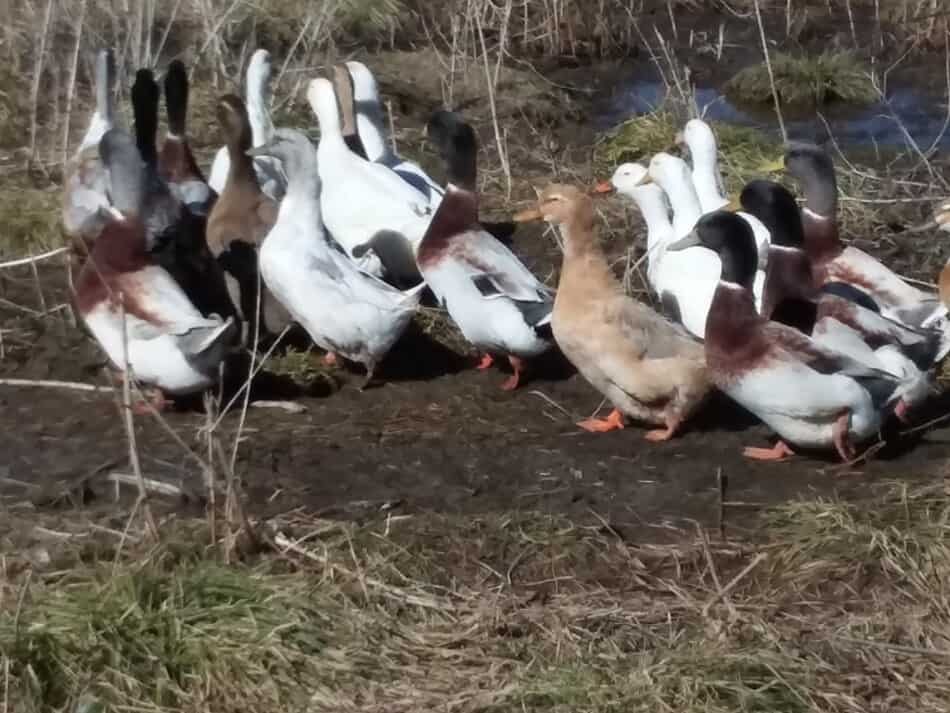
[57, 47, 950, 464]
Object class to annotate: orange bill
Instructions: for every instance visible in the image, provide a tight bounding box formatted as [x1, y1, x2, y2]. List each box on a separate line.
[591, 180, 615, 195]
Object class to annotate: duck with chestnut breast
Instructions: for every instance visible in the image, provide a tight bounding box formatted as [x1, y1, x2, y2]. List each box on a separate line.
[771, 142, 945, 329]
[205, 94, 290, 342]
[251, 129, 423, 387]
[207, 49, 286, 201]
[308, 77, 432, 286]
[676, 118, 772, 264]
[63, 48, 115, 250]
[604, 158, 765, 339]
[516, 184, 709, 440]
[668, 211, 902, 462]
[75, 129, 237, 410]
[159, 60, 215, 216]
[742, 180, 937, 421]
[418, 111, 553, 390]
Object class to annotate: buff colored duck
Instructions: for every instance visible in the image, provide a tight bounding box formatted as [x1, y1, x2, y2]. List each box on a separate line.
[515, 184, 709, 440]
[668, 211, 902, 462]
[207, 49, 286, 200]
[75, 129, 236, 410]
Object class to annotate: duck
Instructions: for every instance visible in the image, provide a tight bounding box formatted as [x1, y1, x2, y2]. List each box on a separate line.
[205, 94, 289, 342]
[515, 183, 709, 439]
[250, 128, 423, 387]
[668, 210, 902, 462]
[417, 110, 553, 390]
[207, 49, 286, 201]
[339, 60, 444, 207]
[742, 179, 938, 420]
[307, 76, 432, 286]
[62, 48, 115, 251]
[604, 160, 764, 339]
[675, 118, 771, 266]
[158, 59, 215, 217]
[74, 128, 236, 410]
[130, 68, 234, 322]
[774, 142, 946, 329]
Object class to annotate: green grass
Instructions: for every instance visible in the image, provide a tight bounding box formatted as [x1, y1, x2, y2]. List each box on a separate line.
[725, 52, 877, 108]
[4, 482, 950, 712]
[0, 180, 63, 257]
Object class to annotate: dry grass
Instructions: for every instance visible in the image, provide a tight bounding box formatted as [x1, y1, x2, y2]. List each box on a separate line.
[4, 481, 950, 712]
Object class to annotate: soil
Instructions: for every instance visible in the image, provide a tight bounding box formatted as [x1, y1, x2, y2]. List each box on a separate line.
[3, 6, 950, 543]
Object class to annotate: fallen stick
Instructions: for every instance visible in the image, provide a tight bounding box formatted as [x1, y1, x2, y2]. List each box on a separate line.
[0, 246, 69, 270]
[0, 378, 112, 393]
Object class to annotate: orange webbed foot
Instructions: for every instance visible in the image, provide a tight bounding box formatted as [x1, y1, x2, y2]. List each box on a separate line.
[743, 441, 795, 461]
[832, 410, 856, 461]
[132, 388, 170, 415]
[476, 353, 495, 371]
[500, 355, 525, 391]
[323, 352, 339, 366]
[577, 408, 625, 433]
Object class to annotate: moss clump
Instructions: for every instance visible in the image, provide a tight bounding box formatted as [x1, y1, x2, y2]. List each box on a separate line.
[725, 52, 876, 108]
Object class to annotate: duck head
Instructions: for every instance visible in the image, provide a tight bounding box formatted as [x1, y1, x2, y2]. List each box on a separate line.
[668, 211, 759, 289]
[783, 142, 837, 219]
[426, 110, 478, 191]
[676, 119, 718, 167]
[604, 162, 650, 195]
[514, 183, 591, 225]
[216, 94, 252, 150]
[247, 128, 316, 182]
[307, 77, 342, 137]
[739, 180, 804, 249]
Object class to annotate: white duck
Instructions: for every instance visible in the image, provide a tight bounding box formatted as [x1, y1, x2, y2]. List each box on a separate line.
[75, 129, 236, 410]
[62, 48, 115, 244]
[341, 60, 444, 208]
[307, 76, 432, 286]
[676, 119, 771, 267]
[417, 110, 554, 389]
[207, 49, 286, 200]
[250, 128, 423, 387]
[606, 160, 764, 340]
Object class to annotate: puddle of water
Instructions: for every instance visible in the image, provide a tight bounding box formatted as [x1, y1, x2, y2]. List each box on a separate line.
[599, 76, 950, 151]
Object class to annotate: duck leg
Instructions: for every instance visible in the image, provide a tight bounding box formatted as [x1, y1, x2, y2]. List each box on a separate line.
[500, 355, 525, 391]
[359, 363, 376, 392]
[132, 387, 171, 415]
[323, 352, 339, 366]
[476, 353, 494, 370]
[577, 408, 625, 433]
[644, 414, 683, 442]
[894, 399, 910, 424]
[743, 441, 795, 461]
[832, 410, 856, 461]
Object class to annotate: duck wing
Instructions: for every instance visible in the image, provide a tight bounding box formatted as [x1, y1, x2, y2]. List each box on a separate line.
[613, 297, 702, 360]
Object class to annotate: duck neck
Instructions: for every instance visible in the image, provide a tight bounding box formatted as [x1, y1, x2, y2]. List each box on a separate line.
[281, 170, 321, 226]
[559, 203, 601, 263]
[131, 89, 158, 167]
[660, 177, 702, 236]
[629, 186, 675, 253]
[762, 245, 816, 319]
[226, 125, 258, 188]
[247, 74, 274, 147]
[355, 106, 389, 162]
[446, 147, 477, 193]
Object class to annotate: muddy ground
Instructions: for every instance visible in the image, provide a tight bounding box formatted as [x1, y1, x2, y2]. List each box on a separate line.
[3, 7, 950, 543]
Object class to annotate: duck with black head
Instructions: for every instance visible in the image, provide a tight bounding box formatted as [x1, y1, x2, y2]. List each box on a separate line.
[75, 129, 237, 412]
[668, 211, 904, 462]
[515, 184, 709, 441]
[778, 142, 946, 330]
[744, 180, 938, 421]
[159, 59, 215, 216]
[206, 94, 290, 343]
[417, 110, 554, 390]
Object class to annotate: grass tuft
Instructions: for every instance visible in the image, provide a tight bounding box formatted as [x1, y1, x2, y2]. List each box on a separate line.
[725, 52, 877, 108]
